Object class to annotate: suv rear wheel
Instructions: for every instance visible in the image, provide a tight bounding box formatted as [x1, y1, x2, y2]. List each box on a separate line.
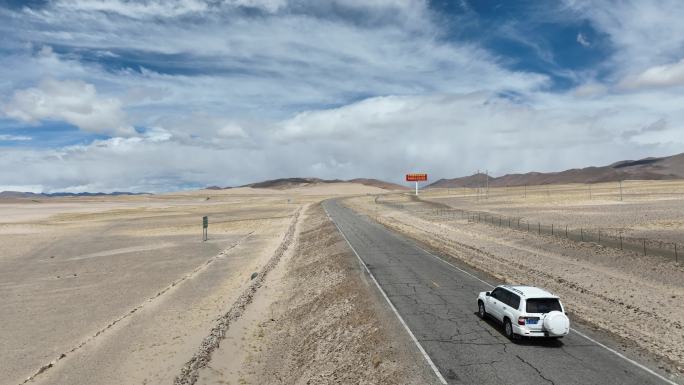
[478, 301, 486, 319]
[504, 319, 517, 340]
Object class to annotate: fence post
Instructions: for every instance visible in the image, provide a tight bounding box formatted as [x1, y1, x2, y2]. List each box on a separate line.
[620, 234, 623, 250]
[565, 225, 568, 238]
[643, 239, 646, 255]
[551, 224, 554, 235]
[675, 243, 678, 262]
[538, 223, 541, 235]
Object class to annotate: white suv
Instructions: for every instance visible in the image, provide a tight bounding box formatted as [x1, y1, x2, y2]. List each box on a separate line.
[477, 285, 570, 340]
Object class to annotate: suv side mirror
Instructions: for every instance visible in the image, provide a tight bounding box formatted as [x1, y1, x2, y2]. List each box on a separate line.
[485, 292, 491, 296]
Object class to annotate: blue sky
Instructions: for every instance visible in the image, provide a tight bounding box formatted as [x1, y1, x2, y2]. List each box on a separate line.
[1, 0, 684, 192]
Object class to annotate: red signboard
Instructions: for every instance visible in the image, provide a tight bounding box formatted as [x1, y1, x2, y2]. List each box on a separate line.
[406, 173, 428, 182]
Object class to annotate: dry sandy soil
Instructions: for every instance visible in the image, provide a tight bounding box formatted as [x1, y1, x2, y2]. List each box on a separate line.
[346, 189, 684, 377]
[195, 204, 436, 385]
[424, 180, 684, 244]
[1, 183, 423, 385]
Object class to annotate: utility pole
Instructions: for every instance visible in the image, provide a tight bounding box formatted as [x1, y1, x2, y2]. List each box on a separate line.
[619, 180, 623, 201]
[485, 169, 489, 199]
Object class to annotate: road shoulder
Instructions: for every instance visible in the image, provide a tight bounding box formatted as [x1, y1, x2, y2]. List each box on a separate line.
[196, 202, 439, 385]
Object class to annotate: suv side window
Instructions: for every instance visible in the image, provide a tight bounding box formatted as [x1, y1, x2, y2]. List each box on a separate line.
[508, 293, 521, 310]
[490, 288, 503, 300]
[499, 290, 511, 305]
[497, 289, 521, 310]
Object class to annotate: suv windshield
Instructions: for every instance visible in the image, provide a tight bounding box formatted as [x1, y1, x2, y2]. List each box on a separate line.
[526, 298, 562, 313]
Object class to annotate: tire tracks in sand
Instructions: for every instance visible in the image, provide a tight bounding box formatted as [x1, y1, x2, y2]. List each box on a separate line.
[175, 205, 304, 385]
[19, 230, 257, 385]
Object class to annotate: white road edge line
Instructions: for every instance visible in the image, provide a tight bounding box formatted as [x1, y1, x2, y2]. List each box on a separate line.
[324, 205, 448, 385]
[414, 245, 679, 385]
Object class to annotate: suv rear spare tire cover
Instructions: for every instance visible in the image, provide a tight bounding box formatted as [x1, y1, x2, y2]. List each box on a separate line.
[543, 311, 569, 335]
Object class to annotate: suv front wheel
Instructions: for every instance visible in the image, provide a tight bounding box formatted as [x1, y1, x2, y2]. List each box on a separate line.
[478, 301, 486, 319]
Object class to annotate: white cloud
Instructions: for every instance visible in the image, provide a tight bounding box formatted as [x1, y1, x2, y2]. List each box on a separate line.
[3, 90, 681, 193]
[154, 112, 248, 145]
[572, 82, 606, 97]
[48, 0, 415, 18]
[2, 79, 134, 136]
[227, 0, 287, 13]
[576, 32, 590, 47]
[0, 0, 683, 192]
[0, 134, 32, 141]
[565, 0, 684, 75]
[620, 59, 684, 89]
[52, 0, 211, 19]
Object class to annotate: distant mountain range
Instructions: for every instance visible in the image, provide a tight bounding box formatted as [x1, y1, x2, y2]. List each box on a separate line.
[429, 153, 684, 188]
[206, 177, 409, 191]
[8, 153, 680, 198]
[0, 191, 148, 198]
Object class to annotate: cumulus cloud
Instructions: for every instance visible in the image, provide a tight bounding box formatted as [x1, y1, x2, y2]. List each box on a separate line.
[3, 90, 682, 193]
[154, 112, 248, 147]
[0, 0, 683, 192]
[620, 59, 684, 89]
[2, 79, 134, 136]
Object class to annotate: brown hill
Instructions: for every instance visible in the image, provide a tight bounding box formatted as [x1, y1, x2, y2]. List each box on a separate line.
[348, 178, 410, 190]
[244, 178, 343, 190]
[428, 153, 684, 188]
[241, 177, 406, 191]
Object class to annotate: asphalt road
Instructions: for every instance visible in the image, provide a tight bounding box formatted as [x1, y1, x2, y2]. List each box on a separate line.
[323, 199, 677, 385]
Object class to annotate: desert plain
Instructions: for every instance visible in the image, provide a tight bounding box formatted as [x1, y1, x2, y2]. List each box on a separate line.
[1, 182, 434, 385]
[2, 179, 683, 385]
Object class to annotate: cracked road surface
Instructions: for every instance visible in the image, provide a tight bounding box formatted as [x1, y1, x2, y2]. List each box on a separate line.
[323, 199, 674, 385]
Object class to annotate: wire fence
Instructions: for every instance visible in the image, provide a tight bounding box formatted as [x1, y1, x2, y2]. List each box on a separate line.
[431, 180, 684, 202]
[373, 199, 681, 264]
